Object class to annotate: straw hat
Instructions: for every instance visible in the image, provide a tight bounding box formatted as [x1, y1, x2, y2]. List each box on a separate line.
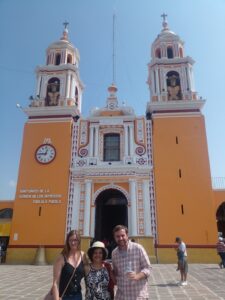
[87, 241, 108, 260]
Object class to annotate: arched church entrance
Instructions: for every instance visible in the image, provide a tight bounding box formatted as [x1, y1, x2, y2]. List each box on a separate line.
[216, 202, 225, 237]
[95, 188, 128, 256]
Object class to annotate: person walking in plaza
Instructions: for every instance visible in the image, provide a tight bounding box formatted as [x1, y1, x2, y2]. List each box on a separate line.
[216, 237, 225, 268]
[85, 241, 115, 299]
[111, 225, 151, 300]
[51, 230, 88, 300]
[175, 237, 188, 286]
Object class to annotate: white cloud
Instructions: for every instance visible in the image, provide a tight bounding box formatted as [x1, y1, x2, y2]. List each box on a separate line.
[9, 180, 16, 188]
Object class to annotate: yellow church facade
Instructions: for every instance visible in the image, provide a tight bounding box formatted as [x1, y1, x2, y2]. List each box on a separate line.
[1, 18, 225, 264]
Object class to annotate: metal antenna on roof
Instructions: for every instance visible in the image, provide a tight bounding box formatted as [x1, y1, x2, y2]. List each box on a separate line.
[112, 13, 116, 84]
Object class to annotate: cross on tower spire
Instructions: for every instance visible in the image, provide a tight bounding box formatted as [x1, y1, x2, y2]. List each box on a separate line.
[63, 21, 69, 30]
[61, 21, 69, 40]
[161, 13, 169, 30]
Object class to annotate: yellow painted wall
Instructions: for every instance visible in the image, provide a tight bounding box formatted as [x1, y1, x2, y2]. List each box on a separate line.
[0, 201, 14, 210]
[9, 120, 73, 247]
[152, 114, 217, 245]
[213, 190, 225, 212]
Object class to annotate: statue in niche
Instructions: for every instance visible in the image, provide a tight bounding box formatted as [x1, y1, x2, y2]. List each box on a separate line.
[46, 82, 60, 106]
[167, 74, 182, 100]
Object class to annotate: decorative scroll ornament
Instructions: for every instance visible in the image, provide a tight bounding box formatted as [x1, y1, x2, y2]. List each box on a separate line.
[79, 148, 88, 157]
[135, 146, 146, 156]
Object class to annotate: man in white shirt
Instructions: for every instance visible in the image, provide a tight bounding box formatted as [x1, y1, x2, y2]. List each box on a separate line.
[175, 237, 188, 286]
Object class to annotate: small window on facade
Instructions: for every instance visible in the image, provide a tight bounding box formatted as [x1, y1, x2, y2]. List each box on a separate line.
[167, 47, 174, 59]
[67, 54, 72, 64]
[155, 48, 161, 58]
[55, 53, 61, 65]
[104, 133, 120, 161]
[75, 87, 78, 106]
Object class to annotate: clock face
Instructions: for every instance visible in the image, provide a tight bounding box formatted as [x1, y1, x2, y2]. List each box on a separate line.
[35, 144, 56, 164]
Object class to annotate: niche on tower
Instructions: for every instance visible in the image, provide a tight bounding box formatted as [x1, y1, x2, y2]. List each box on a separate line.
[166, 71, 182, 100]
[45, 77, 60, 106]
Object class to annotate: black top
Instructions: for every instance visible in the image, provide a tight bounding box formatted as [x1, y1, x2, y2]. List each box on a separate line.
[59, 255, 85, 297]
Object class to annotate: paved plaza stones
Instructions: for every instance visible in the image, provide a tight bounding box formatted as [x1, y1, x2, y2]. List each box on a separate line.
[0, 264, 224, 299]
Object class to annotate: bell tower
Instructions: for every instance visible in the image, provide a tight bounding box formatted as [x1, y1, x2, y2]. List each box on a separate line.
[8, 24, 82, 263]
[147, 15, 217, 262]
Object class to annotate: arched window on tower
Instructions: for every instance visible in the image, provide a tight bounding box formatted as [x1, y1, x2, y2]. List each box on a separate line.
[45, 77, 60, 106]
[67, 54, 72, 64]
[167, 47, 174, 59]
[166, 71, 182, 100]
[179, 47, 183, 58]
[75, 87, 79, 106]
[104, 133, 120, 161]
[55, 53, 61, 65]
[155, 48, 161, 58]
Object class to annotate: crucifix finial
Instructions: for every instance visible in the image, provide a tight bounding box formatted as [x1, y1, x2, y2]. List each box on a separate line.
[161, 13, 168, 30]
[161, 13, 167, 22]
[61, 21, 69, 40]
[63, 21, 69, 30]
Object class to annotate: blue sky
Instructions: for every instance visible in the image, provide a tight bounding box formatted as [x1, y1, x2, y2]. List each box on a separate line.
[0, 0, 225, 199]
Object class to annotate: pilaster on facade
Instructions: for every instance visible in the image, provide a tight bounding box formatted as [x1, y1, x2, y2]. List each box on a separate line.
[94, 125, 99, 157]
[142, 180, 152, 236]
[83, 179, 92, 236]
[89, 126, 94, 157]
[146, 120, 157, 240]
[129, 179, 137, 236]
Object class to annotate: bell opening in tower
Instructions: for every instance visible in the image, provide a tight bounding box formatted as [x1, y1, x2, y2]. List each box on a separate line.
[95, 188, 128, 258]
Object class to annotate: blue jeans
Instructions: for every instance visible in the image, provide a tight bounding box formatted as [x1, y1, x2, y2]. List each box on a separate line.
[62, 292, 82, 300]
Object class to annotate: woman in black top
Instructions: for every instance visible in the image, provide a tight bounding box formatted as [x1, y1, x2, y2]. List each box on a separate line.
[52, 230, 88, 300]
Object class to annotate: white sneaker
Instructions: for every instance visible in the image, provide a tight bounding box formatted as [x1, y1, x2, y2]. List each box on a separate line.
[181, 281, 188, 286]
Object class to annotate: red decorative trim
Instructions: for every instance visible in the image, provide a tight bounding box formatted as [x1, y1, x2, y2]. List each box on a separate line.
[152, 109, 200, 114]
[29, 115, 74, 119]
[155, 244, 216, 249]
[8, 245, 63, 248]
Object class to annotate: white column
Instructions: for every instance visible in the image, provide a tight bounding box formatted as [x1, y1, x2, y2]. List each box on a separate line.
[94, 126, 99, 157]
[36, 75, 41, 96]
[90, 205, 96, 237]
[70, 76, 75, 99]
[128, 204, 131, 236]
[89, 126, 94, 157]
[129, 124, 134, 157]
[71, 181, 80, 230]
[66, 73, 71, 98]
[190, 67, 195, 91]
[142, 180, 152, 236]
[155, 67, 160, 95]
[129, 179, 137, 236]
[83, 180, 92, 236]
[186, 67, 192, 91]
[124, 125, 128, 156]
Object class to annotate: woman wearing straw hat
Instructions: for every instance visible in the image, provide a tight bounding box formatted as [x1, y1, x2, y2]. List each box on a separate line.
[85, 241, 115, 300]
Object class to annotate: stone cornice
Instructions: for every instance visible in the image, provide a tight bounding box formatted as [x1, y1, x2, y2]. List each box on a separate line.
[23, 106, 80, 118]
[149, 56, 195, 67]
[71, 164, 151, 178]
[147, 99, 205, 113]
